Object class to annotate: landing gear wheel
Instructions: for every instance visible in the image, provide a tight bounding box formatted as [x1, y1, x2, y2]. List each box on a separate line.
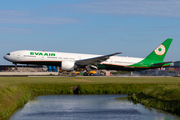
[83, 73, 87, 76]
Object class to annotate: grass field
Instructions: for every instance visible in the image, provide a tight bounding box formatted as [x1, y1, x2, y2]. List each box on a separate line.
[1, 76, 180, 84]
[1, 76, 180, 119]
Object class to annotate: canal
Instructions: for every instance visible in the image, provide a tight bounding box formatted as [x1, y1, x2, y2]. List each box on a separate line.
[9, 95, 180, 120]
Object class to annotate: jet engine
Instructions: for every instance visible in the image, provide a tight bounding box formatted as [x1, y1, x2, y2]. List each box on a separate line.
[61, 61, 76, 71]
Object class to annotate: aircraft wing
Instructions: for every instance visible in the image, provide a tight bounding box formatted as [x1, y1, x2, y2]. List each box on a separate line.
[151, 61, 175, 66]
[76, 52, 122, 66]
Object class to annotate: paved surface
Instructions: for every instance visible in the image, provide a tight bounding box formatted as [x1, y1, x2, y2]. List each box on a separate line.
[0, 72, 58, 76]
[28, 75, 173, 77]
[0, 71, 175, 77]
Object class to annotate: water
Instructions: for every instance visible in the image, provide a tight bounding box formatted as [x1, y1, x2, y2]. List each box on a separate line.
[9, 95, 180, 120]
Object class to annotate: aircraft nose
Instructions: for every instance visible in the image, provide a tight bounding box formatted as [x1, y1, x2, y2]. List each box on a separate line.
[3, 54, 11, 61]
[3, 55, 8, 60]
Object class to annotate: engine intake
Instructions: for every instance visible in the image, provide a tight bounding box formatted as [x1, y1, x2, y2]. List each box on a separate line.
[61, 61, 76, 71]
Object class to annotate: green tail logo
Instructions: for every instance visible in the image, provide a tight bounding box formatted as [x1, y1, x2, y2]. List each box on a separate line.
[154, 44, 166, 56]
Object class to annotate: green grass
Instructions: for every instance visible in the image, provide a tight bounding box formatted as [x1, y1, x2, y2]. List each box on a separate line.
[0, 76, 180, 119]
[129, 83, 180, 115]
[142, 84, 180, 101]
[1, 76, 180, 84]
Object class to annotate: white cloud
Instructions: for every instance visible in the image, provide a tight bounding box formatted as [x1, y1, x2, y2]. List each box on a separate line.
[0, 17, 80, 24]
[0, 10, 29, 17]
[0, 27, 32, 34]
[1, 0, 179, 25]
[0, 10, 81, 24]
[52, 0, 180, 17]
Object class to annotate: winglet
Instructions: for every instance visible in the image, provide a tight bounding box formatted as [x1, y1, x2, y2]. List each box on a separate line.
[113, 52, 122, 55]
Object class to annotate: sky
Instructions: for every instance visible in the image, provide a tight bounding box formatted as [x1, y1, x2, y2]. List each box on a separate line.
[1, 0, 180, 65]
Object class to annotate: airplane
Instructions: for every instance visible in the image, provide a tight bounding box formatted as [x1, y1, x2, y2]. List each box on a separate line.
[4, 38, 173, 73]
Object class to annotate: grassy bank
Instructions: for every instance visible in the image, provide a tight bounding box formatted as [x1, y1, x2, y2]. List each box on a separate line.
[129, 84, 180, 115]
[0, 84, 30, 119]
[0, 77, 180, 119]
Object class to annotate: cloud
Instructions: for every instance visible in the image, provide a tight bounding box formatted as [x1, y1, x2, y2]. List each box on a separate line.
[52, 0, 180, 17]
[0, 17, 80, 24]
[0, 10, 81, 24]
[1, 0, 179, 25]
[85, 27, 134, 34]
[0, 27, 32, 34]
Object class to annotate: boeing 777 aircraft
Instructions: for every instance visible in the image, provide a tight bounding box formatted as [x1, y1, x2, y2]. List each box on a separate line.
[4, 38, 173, 72]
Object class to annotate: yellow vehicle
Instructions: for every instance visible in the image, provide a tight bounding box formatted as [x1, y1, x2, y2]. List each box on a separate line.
[59, 70, 67, 73]
[83, 71, 96, 76]
[75, 71, 79, 75]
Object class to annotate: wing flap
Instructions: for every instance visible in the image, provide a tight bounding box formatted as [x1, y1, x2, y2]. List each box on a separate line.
[76, 52, 122, 66]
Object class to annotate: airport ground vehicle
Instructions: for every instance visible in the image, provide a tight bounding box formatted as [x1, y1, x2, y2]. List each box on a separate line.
[83, 71, 97, 76]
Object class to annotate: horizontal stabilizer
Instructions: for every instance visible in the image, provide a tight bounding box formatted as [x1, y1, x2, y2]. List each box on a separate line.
[152, 61, 175, 66]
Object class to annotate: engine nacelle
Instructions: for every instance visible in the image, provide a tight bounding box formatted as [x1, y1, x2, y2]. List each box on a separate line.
[61, 61, 76, 71]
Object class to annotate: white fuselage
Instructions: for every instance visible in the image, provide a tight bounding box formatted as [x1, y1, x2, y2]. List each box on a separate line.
[4, 50, 144, 67]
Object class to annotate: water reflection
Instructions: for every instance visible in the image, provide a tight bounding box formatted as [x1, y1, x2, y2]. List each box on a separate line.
[9, 95, 180, 120]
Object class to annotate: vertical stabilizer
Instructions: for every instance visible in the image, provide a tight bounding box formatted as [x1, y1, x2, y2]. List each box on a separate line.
[130, 38, 173, 68]
[145, 38, 173, 61]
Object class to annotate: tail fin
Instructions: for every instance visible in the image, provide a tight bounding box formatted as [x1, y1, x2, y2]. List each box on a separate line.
[129, 38, 173, 68]
[145, 38, 173, 62]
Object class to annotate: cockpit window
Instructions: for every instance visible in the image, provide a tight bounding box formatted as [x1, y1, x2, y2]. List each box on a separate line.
[6, 53, 10, 55]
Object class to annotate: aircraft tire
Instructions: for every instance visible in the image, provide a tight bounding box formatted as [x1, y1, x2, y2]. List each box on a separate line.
[90, 73, 94, 76]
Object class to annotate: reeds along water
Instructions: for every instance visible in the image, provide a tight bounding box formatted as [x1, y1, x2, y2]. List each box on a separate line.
[129, 84, 180, 116]
[22, 83, 156, 94]
[0, 85, 31, 119]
